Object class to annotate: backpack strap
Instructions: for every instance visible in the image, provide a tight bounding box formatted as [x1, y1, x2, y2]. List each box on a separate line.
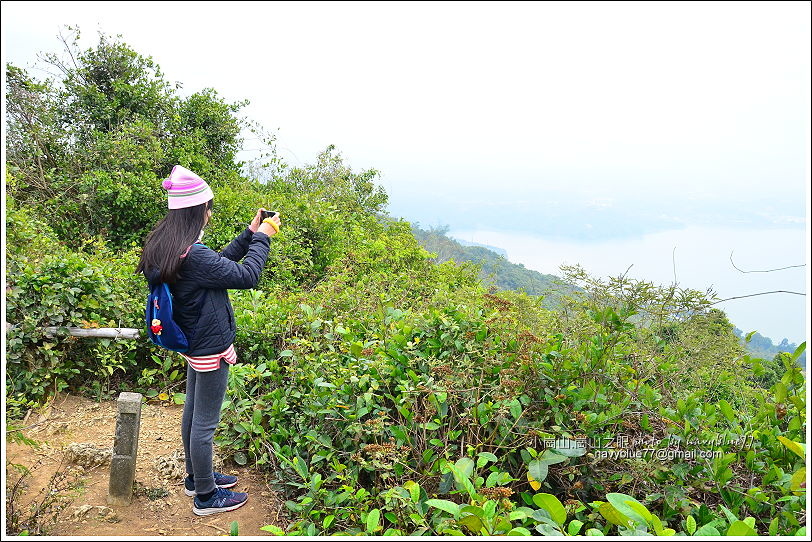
[180, 242, 209, 259]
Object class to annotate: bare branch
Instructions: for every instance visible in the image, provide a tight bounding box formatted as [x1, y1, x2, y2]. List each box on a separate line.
[729, 251, 806, 274]
[672, 246, 678, 285]
[711, 290, 806, 305]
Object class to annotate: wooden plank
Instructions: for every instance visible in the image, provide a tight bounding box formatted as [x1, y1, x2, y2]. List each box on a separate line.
[44, 327, 142, 339]
[5, 323, 141, 339]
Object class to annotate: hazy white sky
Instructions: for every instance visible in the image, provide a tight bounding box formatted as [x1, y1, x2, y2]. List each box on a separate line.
[3, 2, 809, 207]
[3, 1, 809, 342]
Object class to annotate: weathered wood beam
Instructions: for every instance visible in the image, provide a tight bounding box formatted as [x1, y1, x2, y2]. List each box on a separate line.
[5, 323, 141, 339]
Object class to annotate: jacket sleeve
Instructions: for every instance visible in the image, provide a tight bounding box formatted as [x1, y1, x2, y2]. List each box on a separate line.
[219, 227, 256, 262]
[190, 232, 271, 290]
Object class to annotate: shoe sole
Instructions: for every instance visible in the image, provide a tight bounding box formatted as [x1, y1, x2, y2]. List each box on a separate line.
[184, 481, 237, 497]
[193, 497, 248, 516]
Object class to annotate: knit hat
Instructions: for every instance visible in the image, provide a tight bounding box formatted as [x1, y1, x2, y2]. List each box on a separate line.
[162, 165, 214, 209]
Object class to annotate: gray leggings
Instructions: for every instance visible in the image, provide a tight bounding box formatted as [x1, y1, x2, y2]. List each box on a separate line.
[181, 359, 230, 495]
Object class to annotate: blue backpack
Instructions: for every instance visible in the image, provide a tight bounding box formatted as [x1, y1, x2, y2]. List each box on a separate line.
[145, 282, 190, 352]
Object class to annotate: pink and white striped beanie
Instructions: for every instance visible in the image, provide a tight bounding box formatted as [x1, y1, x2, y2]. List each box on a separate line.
[162, 165, 214, 209]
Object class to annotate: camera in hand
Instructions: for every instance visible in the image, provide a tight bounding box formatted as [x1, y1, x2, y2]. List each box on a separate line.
[261, 210, 278, 221]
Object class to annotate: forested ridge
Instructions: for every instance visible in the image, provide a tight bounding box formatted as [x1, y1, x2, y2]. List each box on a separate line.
[410, 224, 568, 298]
[5, 31, 806, 536]
[412, 225, 806, 367]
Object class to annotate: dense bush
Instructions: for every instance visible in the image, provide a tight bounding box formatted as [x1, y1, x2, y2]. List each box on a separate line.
[6, 29, 246, 250]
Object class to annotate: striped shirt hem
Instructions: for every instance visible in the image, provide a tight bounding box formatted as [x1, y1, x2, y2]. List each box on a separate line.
[182, 344, 237, 372]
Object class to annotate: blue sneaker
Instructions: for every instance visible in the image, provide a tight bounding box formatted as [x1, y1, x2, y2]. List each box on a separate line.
[184, 472, 238, 496]
[193, 487, 248, 516]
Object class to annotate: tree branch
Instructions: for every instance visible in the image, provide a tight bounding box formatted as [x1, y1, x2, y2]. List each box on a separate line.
[711, 290, 806, 305]
[729, 251, 806, 274]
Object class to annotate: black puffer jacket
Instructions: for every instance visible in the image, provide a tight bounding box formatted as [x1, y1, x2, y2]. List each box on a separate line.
[160, 228, 271, 356]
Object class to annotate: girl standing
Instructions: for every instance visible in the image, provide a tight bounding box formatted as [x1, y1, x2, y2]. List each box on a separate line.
[136, 165, 281, 515]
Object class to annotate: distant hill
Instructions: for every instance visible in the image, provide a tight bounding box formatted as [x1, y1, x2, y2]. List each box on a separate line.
[452, 238, 508, 258]
[410, 224, 571, 298]
[734, 328, 806, 367]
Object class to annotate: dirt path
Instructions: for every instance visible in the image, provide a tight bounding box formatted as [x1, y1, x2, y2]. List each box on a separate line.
[5, 393, 288, 537]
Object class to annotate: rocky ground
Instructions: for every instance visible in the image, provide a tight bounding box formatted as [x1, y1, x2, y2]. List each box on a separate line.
[5, 393, 288, 536]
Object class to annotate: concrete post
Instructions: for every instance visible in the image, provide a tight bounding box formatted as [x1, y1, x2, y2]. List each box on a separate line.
[107, 392, 143, 506]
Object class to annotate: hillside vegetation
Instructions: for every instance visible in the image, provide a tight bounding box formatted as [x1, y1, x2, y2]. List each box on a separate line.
[5, 31, 806, 536]
[411, 225, 568, 298]
[734, 329, 806, 368]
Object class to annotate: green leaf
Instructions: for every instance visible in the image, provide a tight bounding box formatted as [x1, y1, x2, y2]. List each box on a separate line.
[461, 505, 485, 518]
[507, 527, 532, 536]
[455, 457, 475, 479]
[404, 480, 421, 503]
[483, 500, 497, 520]
[650, 513, 665, 535]
[788, 415, 802, 431]
[366, 508, 380, 533]
[726, 520, 757, 536]
[260, 525, 285, 535]
[535, 523, 565, 536]
[323, 515, 335, 530]
[292, 456, 308, 480]
[586, 528, 605, 536]
[477, 452, 498, 468]
[552, 438, 587, 457]
[774, 382, 788, 402]
[718, 399, 735, 422]
[598, 502, 633, 527]
[695, 525, 720, 536]
[459, 514, 484, 534]
[510, 398, 522, 419]
[350, 342, 363, 357]
[768, 517, 779, 536]
[426, 499, 461, 519]
[568, 519, 584, 535]
[532, 493, 567, 525]
[795, 527, 806, 536]
[606, 493, 648, 526]
[390, 426, 408, 443]
[528, 460, 549, 485]
[233, 451, 247, 465]
[777, 436, 805, 459]
[510, 509, 530, 521]
[539, 449, 569, 465]
[790, 467, 806, 495]
[625, 500, 653, 525]
[279, 349, 293, 357]
[790, 341, 806, 363]
[686, 515, 697, 535]
[745, 330, 757, 343]
[719, 505, 738, 525]
[229, 521, 239, 536]
[449, 461, 477, 498]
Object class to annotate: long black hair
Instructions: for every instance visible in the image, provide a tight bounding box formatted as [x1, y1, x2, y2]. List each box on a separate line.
[135, 199, 212, 283]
